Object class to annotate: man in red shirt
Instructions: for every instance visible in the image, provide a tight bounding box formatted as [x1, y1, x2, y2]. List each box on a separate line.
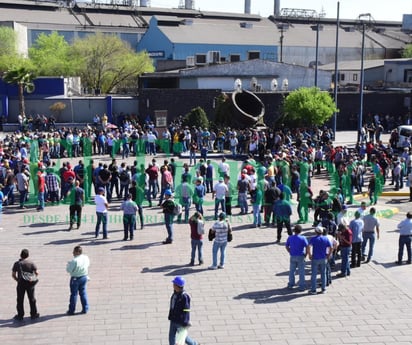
[37, 166, 46, 211]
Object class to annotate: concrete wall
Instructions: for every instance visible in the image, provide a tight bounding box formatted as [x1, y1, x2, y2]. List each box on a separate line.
[2, 97, 139, 123]
[1, 91, 408, 131]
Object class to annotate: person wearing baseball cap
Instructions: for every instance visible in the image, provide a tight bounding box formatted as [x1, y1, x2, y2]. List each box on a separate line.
[308, 225, 332, 295]
[168, 276, 199, 345]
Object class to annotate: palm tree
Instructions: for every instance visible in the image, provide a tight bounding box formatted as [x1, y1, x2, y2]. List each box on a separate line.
[3, 67, 35, 117]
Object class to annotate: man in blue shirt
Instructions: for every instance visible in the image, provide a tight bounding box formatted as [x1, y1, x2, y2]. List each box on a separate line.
[285, 225, 309, 291]
[349, 211, 364, 268]
[308, 226, 332, 294]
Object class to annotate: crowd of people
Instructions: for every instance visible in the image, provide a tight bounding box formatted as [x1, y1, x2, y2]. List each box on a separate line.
[6, 112, 412, 341]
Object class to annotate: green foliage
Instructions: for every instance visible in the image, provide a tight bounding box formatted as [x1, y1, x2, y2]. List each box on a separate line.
[71, 33, 154, 93]
[214, 93, 233, 127]
[0, 27, 19, 72]
[29, 31, 78, 76]
[401, 44, 412, 58]
[3, 66, 36, 116]
[183, 107, 209, 129]
[282, 87, 338, 127]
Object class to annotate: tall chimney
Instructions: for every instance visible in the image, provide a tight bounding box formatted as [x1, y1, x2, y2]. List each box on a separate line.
[245, 0, 251, 14]
[274, 0, 280, 16]
[185, 0, 194, 9]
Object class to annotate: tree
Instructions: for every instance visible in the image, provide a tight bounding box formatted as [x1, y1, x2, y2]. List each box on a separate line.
[49, 101, 66, 121]
[214, 93, 233, 127]
[3, 67, 36, 116]
[183, 106, 209, 129]
[401, 44, 412, 58]
[29, 31, 79, 76]
[0, 26, 19, 72]
[282, 87, 337, 127]
[71, 33, 154, 94]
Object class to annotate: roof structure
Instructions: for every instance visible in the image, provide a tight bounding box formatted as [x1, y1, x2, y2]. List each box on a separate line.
[319, 59, 385, 71]
[149, 15, 277, 46]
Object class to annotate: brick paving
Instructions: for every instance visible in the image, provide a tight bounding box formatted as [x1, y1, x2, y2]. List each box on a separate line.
[1, 131, 412, 345]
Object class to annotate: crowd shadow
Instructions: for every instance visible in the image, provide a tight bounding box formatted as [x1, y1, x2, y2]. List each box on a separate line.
[234, 241, 274, 249]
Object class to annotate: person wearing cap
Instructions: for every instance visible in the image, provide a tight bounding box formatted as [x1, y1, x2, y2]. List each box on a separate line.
[94, 187, 109, 239]
[161, 189, 175, 244]
[308, 226, 332, 294]
[208, 212, 231, 270]
[285, 225, 309, 291]
[395, 211, 412, 265]
[168, 276, 199, 345]
[212, 177, 228, 220]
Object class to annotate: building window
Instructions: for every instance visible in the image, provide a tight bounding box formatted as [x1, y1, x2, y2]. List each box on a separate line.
[340, 74, 345, 81]
[353, 74, 358, 81]
[230, 54, 241, 62]
[404, 69, 412, 83]
[248, 51, 260, 60]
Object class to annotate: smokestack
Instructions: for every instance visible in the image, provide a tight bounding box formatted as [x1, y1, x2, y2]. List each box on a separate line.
[245, 0, 251, 14]
[274, 0, 280, 16]
[185, 0, 194, 10]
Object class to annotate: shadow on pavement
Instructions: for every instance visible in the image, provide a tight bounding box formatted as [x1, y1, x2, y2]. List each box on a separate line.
[112, 241, 161, 250]
[234, 242, 274, 249]
[0, 313, 67, 328]
[234, 287, 308, 304]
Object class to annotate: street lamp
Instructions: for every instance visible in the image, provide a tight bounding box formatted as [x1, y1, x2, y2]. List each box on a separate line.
[332, 1, 340, 138]
[311, 23, 323, 88]
[357, 13, 373, 141]
[277, 23, 289, 63]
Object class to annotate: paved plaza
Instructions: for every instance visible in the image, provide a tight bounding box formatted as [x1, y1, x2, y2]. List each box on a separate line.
[1, 131, 412, 345]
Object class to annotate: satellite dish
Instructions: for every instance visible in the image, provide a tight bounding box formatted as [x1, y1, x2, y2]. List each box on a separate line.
[250, 77, 258, 91]
[234, 78, 242, 92]
[282, 78, 289, 91]
[270, 78, 278, 91]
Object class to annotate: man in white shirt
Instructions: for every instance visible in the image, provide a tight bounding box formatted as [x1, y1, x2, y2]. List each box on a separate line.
[218, 157, 229, 179]
[213, 177, 228, 220]
[94, 187, 109, 239]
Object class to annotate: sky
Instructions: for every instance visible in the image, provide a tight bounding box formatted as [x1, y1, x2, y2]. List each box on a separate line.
[149, 0, 412, 22]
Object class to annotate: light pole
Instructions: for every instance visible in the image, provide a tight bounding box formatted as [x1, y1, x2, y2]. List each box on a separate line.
[357, 13, 373, 141]
[277, 23, 289, 63]
[332, 1, 340, 138]
[311, 23, 323, 88]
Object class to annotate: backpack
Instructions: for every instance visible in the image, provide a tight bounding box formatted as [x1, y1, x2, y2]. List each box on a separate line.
[119, 170, 129, 182]
[173, 202, 182, 216]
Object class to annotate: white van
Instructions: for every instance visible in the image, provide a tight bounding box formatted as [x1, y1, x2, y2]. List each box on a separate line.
[397, 125, 412, 148]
